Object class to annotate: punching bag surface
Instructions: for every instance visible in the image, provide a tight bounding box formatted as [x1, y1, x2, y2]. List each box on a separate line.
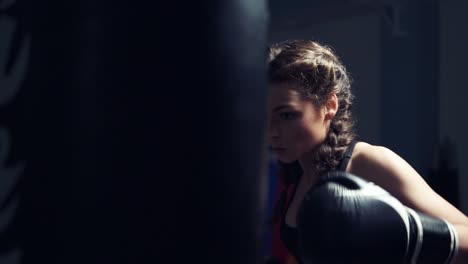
[10, 0, 269, 263]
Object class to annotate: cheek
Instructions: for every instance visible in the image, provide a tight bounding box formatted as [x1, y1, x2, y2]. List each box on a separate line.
[292, 120, 326, 146]
[275, 121, 325, 162]
[285, 122, 321, 148]
[296, 125, 322, 148]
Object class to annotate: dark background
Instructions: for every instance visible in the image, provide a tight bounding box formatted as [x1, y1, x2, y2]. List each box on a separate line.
[268, 0, 466, 210]
[1, 0, 466, 263]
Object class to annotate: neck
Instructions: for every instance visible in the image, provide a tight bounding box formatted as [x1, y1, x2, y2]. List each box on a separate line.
[298, 155, 320, 188]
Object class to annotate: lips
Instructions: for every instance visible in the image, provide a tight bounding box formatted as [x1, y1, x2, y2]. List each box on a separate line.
[272, 147, 286, 151]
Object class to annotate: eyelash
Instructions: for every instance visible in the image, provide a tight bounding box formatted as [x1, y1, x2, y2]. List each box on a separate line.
[279, 112, 296, 120]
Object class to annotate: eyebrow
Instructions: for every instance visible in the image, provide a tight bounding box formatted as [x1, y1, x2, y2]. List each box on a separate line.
[272, 105, 292, 113]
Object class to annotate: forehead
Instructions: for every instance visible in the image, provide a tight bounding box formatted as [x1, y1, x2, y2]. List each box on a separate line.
[268, 82, 304, 105]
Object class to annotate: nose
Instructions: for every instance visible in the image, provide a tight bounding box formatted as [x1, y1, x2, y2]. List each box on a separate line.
[268, 120, 280, 142]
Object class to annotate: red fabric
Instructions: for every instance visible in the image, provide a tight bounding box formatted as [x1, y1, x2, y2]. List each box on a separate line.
[270, 182, 297, 264]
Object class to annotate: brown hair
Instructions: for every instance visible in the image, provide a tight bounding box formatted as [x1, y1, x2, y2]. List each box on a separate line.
[268, 40, 356, 225]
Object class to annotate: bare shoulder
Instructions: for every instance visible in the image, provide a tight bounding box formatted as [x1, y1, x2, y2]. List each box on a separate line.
[352, 141, 396, 157]
[349, 142, 468, 224]
[348, 142, 400, 175]
[347, 142, 411, 195]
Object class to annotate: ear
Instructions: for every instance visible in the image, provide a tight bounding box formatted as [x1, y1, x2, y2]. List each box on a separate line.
[324, 93, 338, 120]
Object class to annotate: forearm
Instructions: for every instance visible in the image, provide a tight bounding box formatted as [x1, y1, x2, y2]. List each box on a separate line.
[453, 224, 468, 264]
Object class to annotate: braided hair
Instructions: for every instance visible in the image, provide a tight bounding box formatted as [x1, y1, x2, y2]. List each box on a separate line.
[268, 40, 356, 225]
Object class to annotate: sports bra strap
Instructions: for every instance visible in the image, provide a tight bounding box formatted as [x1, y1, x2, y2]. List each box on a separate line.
[337, 140, 359, 171]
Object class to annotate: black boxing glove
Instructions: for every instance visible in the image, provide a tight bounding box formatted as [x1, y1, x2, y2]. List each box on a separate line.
[297, 171, 459, 264]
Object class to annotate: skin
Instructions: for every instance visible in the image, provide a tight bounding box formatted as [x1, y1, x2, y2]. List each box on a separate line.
[267, 82, 468, 263]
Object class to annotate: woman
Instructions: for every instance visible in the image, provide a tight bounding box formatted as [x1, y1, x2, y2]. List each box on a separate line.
[267, 39, 468, 263]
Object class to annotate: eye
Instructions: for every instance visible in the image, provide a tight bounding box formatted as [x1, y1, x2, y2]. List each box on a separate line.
[279, 112, 297, 120]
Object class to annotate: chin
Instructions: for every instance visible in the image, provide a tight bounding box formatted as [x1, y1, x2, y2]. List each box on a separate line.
[272, 148, 301, 164]
[280, 158, 298, 165]
[275, 153, 297, 164]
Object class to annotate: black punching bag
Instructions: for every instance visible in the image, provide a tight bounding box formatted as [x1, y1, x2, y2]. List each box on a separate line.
[3, 0, 269, 263]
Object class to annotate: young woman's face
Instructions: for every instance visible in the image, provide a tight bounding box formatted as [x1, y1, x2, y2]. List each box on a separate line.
[267, 82, 328, 163]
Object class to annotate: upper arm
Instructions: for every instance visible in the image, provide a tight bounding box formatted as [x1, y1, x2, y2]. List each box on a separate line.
[349, 143, 468, 226]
